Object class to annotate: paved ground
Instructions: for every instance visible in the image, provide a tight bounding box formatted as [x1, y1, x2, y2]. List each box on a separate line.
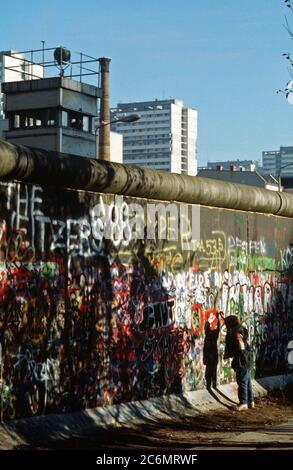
[26, 394, 293, 450]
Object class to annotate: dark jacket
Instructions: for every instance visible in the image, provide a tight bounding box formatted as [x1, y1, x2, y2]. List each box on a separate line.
[224, 325, 252, 370]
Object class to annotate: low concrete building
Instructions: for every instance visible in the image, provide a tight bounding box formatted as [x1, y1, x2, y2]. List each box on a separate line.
[96, 129, 123, 163]
[109, 131, 123, 163]
[198, 167, 279, 191]
[280, 176, 293, 192]
[206, 159, 259, 172]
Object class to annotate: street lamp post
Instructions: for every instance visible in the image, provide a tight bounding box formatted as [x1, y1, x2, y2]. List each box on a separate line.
[97, 114, 140, 129]
[95, 114, 140, 160]
[278, 163, 293, 191]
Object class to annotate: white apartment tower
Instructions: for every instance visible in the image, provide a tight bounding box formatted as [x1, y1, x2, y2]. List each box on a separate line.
[0, 50, 43, 138]
[0, 50, 43, 118]
[111, 99, 198, 175]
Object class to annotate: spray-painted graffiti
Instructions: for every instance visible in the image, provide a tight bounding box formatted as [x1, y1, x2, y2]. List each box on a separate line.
[0, 181, 292, 421]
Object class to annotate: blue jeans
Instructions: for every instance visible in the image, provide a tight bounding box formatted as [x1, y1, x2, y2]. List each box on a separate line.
[236, 368, 253, 405]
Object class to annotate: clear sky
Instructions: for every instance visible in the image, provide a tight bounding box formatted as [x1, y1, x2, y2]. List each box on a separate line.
[0, 0, 292, 165]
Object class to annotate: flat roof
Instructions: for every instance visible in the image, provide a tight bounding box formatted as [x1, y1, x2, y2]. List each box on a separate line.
[2, 76, 101, 98]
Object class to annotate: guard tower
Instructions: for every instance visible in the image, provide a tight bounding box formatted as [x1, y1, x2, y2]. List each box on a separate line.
[1, 46, 105, 158]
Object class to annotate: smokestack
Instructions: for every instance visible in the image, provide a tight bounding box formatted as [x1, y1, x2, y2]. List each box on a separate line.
[98, 57, 111, 161]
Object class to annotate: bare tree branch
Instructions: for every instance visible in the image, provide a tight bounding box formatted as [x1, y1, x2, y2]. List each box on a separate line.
[279, 2, 293, 99]
[285, 0, 293, 14]
[283, 16, 293, 37]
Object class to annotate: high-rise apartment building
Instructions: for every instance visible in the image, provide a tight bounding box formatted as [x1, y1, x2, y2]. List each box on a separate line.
[110, 99, 198, 175]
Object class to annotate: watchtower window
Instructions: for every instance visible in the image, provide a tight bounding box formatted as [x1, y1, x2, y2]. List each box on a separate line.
[8, 108, 91, 132]
[67, 110, 91, 132]
[83, 115, 89, 132]
[62, 110, 68, 127]
[25, 115, 34, 127]
[46, 109, 56, 127]
[9, 108, 57, 129]
[68, 110, 83, 130]
[14, 114, 20, 128]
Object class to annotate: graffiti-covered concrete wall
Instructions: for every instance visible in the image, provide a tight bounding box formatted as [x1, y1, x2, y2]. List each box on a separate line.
[0, 181, 292, 421]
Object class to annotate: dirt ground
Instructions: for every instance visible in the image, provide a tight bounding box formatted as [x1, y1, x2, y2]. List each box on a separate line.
[38, 393, 293, 450]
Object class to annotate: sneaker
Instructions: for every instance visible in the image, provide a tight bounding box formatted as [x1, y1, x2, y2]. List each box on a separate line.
[248, 401, 255, 409]
[236, 404, 248, 411]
